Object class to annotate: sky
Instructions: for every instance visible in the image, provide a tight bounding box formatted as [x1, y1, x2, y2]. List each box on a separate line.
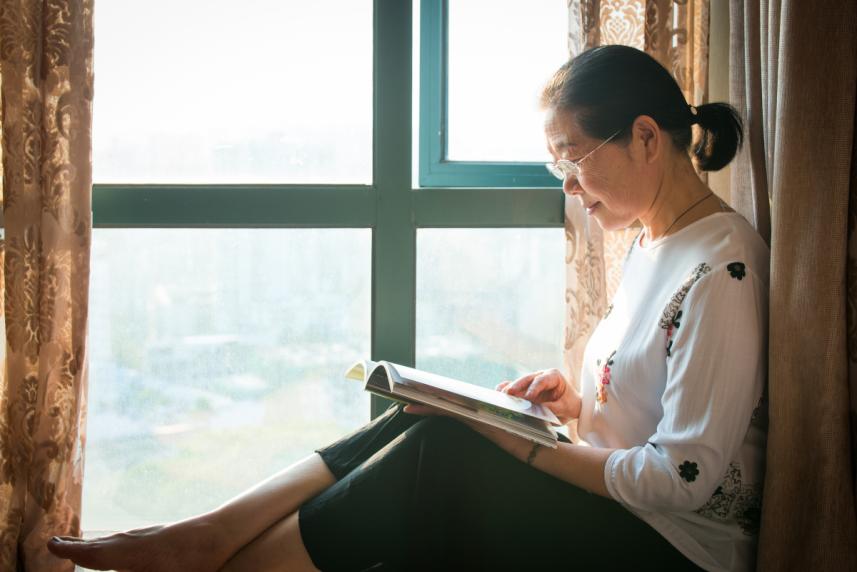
[93, 0, 567, 183]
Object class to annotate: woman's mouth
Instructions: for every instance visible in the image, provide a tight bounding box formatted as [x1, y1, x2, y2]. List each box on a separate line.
[586, 202, 600, 215]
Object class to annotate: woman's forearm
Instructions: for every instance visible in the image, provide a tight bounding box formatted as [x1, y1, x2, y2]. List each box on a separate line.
[468, 423, 615, 498]
[535, 441, 614, 497]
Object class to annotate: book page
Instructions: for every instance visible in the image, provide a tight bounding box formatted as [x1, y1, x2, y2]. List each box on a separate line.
[343, 359, 558, 448]
[343, 360, 379, 383]
[393, 383, 557, 448]
[390, 363, 560, 425]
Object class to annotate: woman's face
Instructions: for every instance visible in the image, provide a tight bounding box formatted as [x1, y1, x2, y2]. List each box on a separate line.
[544, 107, 658, 231]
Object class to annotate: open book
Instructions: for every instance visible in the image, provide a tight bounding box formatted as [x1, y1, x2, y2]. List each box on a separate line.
[345, 360, 561, 448]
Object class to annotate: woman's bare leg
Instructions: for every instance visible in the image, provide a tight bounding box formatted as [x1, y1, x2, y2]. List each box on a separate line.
[220, 512, 317, 572]
[47, 454, 335, 572]
[206, 453, 334, 552]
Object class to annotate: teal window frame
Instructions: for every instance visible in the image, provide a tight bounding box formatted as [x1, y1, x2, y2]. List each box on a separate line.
[92, 0, 564, 420]
[419, 0, 559, 187]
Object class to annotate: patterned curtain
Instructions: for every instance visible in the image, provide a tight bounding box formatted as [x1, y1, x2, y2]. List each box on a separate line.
[0, 1, 94, 570]
[563, 0, 709, 441]
[730, 1, 857, 569]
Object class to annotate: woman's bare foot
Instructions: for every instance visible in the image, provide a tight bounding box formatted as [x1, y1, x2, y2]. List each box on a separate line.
[48, 454, 336, 571]
[47, 517, 232, 572]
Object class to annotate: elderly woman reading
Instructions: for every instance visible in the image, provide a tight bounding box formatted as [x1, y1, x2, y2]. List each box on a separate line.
[49, 45, 767, 572]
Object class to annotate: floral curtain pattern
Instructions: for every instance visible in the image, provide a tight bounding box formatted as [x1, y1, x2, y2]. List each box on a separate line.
[644, 0, 709, 107]
[563, 0, 709, 425]
[0, 1, 94, 570]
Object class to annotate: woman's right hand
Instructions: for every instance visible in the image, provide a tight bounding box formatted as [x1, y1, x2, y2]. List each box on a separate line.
[496, 368, 581, 425]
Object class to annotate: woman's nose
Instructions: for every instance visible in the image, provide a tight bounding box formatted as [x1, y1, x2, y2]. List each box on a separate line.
[562, 174, 581, 196]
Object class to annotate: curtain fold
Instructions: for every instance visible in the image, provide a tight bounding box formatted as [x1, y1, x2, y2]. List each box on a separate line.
[728, 1, 771, 243]
[563, 1, 709, 439]
[849, 82, 857, 546]
[0, 1, 94, 570]
[730, 1, 857, 569]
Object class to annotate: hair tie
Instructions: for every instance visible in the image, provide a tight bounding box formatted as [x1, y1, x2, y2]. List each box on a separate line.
[688, 105, 700, 125]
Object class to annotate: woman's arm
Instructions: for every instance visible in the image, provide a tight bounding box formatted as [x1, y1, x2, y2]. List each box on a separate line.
[405, 402, 615, 498]
[467, 422, 616, 498]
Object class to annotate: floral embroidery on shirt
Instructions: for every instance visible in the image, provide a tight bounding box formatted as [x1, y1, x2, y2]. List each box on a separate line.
[665, 310, 682, 357]
[658, 263, 711, 331]
[595, 350, 616, 404]
[726, 262, 746, 280]
[696, 463, 762, 536]
[678, 460, 699, 482]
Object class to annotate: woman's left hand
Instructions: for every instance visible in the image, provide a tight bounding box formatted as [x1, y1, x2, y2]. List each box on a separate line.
[402, 403, 447, 416]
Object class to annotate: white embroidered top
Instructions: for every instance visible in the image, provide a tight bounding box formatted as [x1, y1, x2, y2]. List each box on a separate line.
[578, 211, 769, 572]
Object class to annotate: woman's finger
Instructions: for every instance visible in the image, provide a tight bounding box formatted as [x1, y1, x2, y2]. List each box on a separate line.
[524, 373, 561, 401]
[403, 404, 446, 416]
[503, 372, 541, 396]
[524, 378, 545, 400]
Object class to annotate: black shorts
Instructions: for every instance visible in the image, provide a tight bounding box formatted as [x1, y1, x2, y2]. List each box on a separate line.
[299, 404, 702, 571]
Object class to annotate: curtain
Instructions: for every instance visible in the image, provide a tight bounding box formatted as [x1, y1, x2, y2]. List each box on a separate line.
[563, 0, 709, 440]
[0, 1, 94, 570]
[730, 1, 857, 569]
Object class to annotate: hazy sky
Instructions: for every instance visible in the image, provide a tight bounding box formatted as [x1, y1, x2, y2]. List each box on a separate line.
[93, 0, 566, 181]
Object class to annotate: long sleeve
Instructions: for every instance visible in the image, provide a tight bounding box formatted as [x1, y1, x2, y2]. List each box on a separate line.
[603, 261, 767, 513]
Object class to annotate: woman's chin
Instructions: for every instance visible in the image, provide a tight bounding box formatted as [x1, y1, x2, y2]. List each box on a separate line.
[592, 214, 637, 233]
[589, 212, 620, 231]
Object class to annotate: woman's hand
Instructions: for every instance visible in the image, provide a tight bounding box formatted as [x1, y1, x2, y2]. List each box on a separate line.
[496, 369, 581, 424]
[402, 403, 447, 416]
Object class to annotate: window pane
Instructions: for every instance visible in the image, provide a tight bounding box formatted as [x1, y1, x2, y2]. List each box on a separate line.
[447, 0, 567, 162]
[416, 229, 565, 388]
[83, 229, 371, 533]
[93, 1, 372, 184]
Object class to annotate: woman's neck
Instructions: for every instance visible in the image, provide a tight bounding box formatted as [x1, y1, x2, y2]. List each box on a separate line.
[639, 154, 714, 244]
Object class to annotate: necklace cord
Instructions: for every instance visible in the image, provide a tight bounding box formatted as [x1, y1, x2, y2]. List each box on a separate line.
[654, 191, 713, 241]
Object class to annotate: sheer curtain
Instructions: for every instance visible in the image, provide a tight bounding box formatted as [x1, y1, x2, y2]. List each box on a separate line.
[730, 1, 857, 569]
[563, 0, 709, 440]
[0, 1, 94, 570]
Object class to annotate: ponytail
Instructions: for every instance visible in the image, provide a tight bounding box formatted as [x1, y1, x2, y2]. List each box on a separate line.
[692, 103, 744, 172]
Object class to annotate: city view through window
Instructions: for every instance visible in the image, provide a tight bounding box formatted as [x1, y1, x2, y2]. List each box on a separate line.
[84, 0, 567, 535]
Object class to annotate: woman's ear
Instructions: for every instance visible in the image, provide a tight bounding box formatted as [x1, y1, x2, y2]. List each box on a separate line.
[630, 115, 661, 165]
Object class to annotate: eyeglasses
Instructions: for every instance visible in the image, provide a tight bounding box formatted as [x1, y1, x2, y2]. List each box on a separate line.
[545, 129, 621, 181]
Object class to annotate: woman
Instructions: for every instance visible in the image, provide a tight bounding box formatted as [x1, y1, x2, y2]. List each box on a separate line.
[48, 45, 767, 572]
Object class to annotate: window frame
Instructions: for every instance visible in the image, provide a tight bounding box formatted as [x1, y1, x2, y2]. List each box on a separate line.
[418, 0, 560, 187]
[91, 0, 565, 419]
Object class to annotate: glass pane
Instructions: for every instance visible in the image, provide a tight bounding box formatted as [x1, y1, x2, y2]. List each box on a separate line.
[447, 0, 568, 162]
[83, 229, 371, 533]
[416, 229, 565, 389]
[93, 1, 372, 184]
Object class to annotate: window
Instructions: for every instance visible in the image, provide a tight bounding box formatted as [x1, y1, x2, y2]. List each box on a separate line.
[418, 0, 567, 186]
[416, 228, 565, 386]
[94, 0, 372, 184]
[85, 0, 566, 534]
[85, 229, 371, 531]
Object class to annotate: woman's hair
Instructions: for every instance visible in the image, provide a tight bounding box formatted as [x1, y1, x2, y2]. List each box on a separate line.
[540, 45, 743, 172]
